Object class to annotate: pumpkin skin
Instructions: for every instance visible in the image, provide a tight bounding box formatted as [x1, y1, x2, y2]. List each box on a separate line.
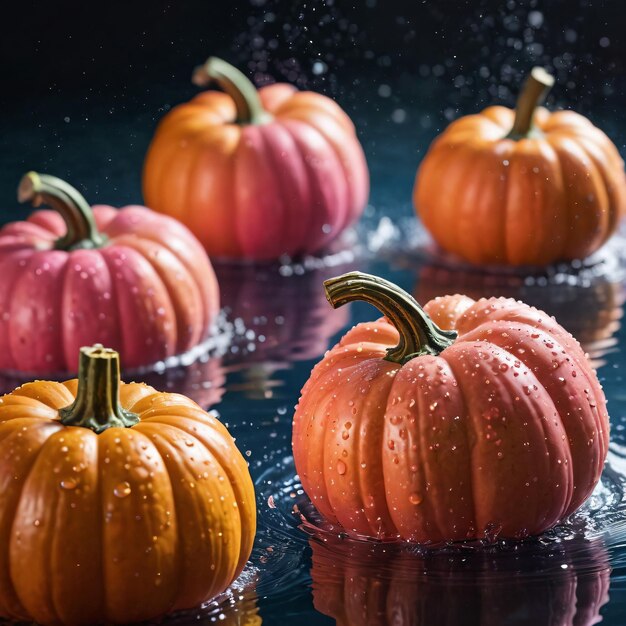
[414, 67, 626, 266]
[310, 532, 610, 626]
[0, 345, 255, 625]
[143, 57, 369, 260]
[0, 173, 219, 374]
[292, 272, 609, 543]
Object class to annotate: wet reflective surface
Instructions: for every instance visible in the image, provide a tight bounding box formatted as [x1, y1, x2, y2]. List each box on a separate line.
[2, 1, 626, 621]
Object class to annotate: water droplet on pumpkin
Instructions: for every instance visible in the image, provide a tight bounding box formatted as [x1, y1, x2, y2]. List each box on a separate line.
[60, 478, 78, 490]
[409, 492, 422, 505]
[113, 482, 132, 498]
[336, 460, 347, 475]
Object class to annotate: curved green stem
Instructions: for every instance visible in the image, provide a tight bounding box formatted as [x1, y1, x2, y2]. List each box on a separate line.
[507, 67, 555, 140]
[59, 345, 139, 433]
[192, 57, 272, 125]
[18, 172, 107, 250]
[324, 272, 457, 364]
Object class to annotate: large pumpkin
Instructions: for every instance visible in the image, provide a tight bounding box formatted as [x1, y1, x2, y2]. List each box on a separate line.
[310, 532, 610, 625]
[414, 67, 626, 266]
[0, 172, 219, 374]
[143, 57, 369, 260]
[292, 272, 609, 543]
[0, 345, 255, 625]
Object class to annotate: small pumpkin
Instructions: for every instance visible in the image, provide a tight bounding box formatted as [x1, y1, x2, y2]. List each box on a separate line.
[0, 345, 255, 625]
[0, 172, 219, 374]
[414, 67, 626, 266]
[292, 272, 609, 543]
[310, 532, 610, 626]
[143, 57, 369, 260]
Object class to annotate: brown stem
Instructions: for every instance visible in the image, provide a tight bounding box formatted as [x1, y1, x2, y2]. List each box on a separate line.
[18, 172, 107, 250]
[324, 272, 457, 364]
[59, 345, 139, 433]
[508, 67, 555, 139]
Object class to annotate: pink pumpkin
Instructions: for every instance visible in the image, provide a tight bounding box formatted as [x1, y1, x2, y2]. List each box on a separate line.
[143, 57, 370, 260]
[0, 172, 219, 373]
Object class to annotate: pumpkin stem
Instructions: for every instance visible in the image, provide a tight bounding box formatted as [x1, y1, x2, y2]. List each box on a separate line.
[192, 57, 272, 125]
[508, 67, 555, 139]
[18, 172, 107, 251]
[59, 345, 139, 433]
[324, 272, 457, 364]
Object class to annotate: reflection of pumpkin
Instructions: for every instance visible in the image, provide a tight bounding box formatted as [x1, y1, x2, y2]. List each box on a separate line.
[414, 67, 626, 266]
[310, 532, 610, 626]
[1, 172, 219, 374]
[293, 272, 609, 543]
[216, 263, 349, 364]
[0, 345, 255, 625]
[143, 57, 369, 260]
[414, 264, 624, 366]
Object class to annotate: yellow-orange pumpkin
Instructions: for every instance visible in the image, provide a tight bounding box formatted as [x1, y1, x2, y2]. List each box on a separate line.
[0, 345, 255, 625]
[414, 67, 626, 266]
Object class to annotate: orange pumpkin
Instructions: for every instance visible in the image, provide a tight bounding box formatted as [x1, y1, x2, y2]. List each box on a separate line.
[292, 272, 609, 543]
[310, 532, 610, 625]
[143, 57, 369, 260]
[414, 67, 626, 266]
[0, 345, 255, 625]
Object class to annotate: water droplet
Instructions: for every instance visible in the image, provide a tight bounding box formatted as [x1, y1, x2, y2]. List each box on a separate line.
[409, 492, 422, 505]
[60, 478, 78, 490]
[336, 460, 347, 475]
[113, 481, 131, 498]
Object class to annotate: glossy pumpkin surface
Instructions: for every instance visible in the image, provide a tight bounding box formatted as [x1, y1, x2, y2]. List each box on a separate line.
[143, 57, 369, 260]
[414, 68, 626, 266]
[292, 272, 609, 543]
[0, 173, 219, 374]
[0, 345, 255, 625]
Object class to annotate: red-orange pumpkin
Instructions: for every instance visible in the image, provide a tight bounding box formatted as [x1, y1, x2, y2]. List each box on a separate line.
[414, 67, 626, 266]
[292, 272, 609, 543]
[143, 57, 369, 260]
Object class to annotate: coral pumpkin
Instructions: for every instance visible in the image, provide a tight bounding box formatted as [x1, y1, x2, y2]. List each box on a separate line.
[0, 172, 219, 374]
[143, 57, 369, 260]
[310, 532, 609, 625]
[292, 272, 609, 543]
[0, 345, 255, 625]
[414, 67, 626, 266]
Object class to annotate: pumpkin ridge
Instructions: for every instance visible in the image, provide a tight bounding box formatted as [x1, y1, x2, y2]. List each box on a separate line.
[137, 420, 237, 607]
[436, 354, 480, 538]
[282, 119, 349, 254]
[283, 111, 360, 233]
[0, 424, 60, 620]
[140, 409, 256, 580]
[461, 317, 607, 497]
[113, 236, 199, 354]
[565, 134, 621, 244]
[101, 245, 178, 366]
[13, 428, 66, 624]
